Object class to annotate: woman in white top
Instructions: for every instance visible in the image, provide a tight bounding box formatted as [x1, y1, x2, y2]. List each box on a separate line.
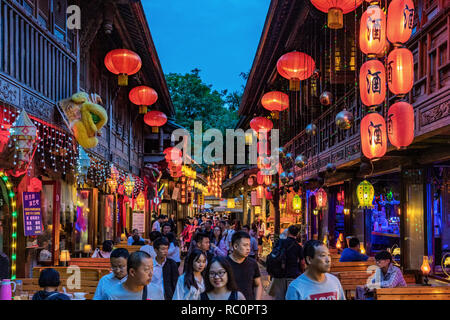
[173, 248, 207, 300]
[166, 232, 181, 266]
[91, 240, 113, 258]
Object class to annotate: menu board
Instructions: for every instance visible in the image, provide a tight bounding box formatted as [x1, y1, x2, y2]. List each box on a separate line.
[22, 192, 43, 236]
[132, 211, 145, 234]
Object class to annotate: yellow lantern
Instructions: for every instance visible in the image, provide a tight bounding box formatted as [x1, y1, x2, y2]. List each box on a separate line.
[360, 243, 366, 255]
[110, 165, 120, 182]
[136, 192, 145, 210]
[357, 180, 375, 208]
[293, 195, 302, 212]
[421, 256, 431, 276]
[107, 177, 118, 192]
[124, 174, 135, 196]
[227, 199, 235, 208]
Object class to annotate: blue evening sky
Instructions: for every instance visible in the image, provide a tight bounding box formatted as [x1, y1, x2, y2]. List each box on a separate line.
[142, 0, 271, 93]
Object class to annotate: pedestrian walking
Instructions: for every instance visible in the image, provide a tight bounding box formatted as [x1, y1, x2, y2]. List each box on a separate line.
[210, 226, 228, 257]
[242, 225, 258, 261]
[285, 240, 345, 300]
[173, 249, 207, 300]
[226, 231, 263, 300]
[200, 256, 245, 300]
[166, 232, 181, 267]
[140, 231, 162, 259]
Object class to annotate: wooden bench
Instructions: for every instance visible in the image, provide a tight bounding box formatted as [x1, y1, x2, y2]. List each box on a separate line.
[375, 286, 450, 300]
[113, 244, 144, 254]
[69, 258, 111, 269]
[336, 271, 416, 299]
[330, 260, 375, 273]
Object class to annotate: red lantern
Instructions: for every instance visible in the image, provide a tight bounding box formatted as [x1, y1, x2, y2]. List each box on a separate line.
[144, 111, 167, 133]
[264, 174, 272, 186]
[360, 112, 387, 159]
[387, 0, 415, 45]
[337, 191, 342, 202]
[261, 91, 289, 112]
[164, 147, 182, 164]
[105, 49, 142, 86]
[257, 171, 265, 185]
[315, 188, 328, 209]
[250, 117, 273, 133]
[387, 101, 414, 149]
[360, 59, 386, 108]
[387, 48, 414, 96]
[310, 0, 363, 29]
[359, 5, 386, 57]
[256, 185, 265, 199]
[129, 86, 158, 114]
[247, 177, 254, 186]
[277, 51, 315, 91]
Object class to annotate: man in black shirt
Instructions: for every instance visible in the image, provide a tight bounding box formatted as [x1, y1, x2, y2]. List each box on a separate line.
[226, 231, 263, 300]
[268, 225, 305, 300]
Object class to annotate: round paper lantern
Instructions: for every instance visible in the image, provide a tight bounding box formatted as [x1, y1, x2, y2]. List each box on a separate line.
[310, 0, 363, 29]
[257, 170, 265, 185]
[129, 86, 158, 114]
[124, 174, 135, 197]
[164, 147, 183, 165]
[247, 177, 254, 186]
[387, 101, 414, 149]
[359, 5, 386, 57]
[264, 174, 272, 186]
[144, 111, 167, 133]
[293, 194, 302, 212]
[256, 185, 265, 199]
[357, 180, 375, 208]
[277, 51, 315, 91]
[387, 0, 415, 45]
[315, 188, 328, 209]
[261, 91, 289, 112]
[360, 59, 386, 107]
[105, 49, 142, 86]
[250, 117, 273, 133]
[361, 112, 387, 159]
[387, 48, 414, 96]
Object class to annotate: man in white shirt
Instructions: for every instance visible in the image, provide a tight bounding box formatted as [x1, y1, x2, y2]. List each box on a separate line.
[93, 248, 129, 300]
[147, 237, 179, 300]
[286, 240, 345, 300]
[140, 231, 162, 259]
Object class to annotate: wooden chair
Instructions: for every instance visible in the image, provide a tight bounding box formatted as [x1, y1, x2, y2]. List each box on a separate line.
[375, 286, 450, 300]
[69, 258, 111, 269]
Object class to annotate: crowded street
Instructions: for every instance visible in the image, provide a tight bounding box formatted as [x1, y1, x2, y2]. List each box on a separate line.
[0, 0, 449, 303]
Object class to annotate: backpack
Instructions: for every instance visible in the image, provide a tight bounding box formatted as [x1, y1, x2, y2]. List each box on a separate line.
[266, 239, 295, 278]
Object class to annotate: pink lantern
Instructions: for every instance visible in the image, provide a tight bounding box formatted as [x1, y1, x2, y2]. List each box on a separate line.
[315, 188, 328, 209]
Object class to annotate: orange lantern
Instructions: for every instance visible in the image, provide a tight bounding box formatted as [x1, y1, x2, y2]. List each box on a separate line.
[257, 170, 265, 185]
[360, 59, 386, 108]
[105, 49, 142, 86]
[315, 188, 328, 209]
[387, 101, 414, 149]
[164, 147, 183, 165]
[387, 0, 415, 45]
[144, 111, 167, 133]
[310, 0, 363, 29]
[129, 86, 158, 114]
[276, 51, 315, 91]
[264, 174, 272, 186]
[261, 91, 289, 112]
[387, 48, 414, 96]
[256, 185, 265, 199]
[359, 5, 386, 57]
[361, 112, 387, 159]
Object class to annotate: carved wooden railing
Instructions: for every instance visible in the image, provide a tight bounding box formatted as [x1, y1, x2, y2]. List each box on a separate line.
[0, 0, 77, 121]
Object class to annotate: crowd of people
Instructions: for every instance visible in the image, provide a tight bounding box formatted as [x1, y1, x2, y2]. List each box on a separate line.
[30, 213, 409, 300]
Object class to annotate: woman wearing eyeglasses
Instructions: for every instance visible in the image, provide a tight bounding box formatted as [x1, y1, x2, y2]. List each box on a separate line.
[200, 256, 245, 300]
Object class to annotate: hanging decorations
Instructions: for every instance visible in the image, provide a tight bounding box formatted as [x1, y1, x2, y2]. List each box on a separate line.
[359, 4, 386, 57]
[335, 109, 354, 129]
[124, 174, 136, 197]
[387, 101, 414, 149]
[250, 117, 273, 134]
[319, 91, 333, 106]
[280, 171, 289, 184]
[387, 0, 415, 45]
[360, 112, 387, 159]
[310, 0, 363, 29]
[256, 185, 265, 199]
[326, 163, 336, 174]
[104, 49, 142, 86]
[10, 109, 37, 169]
[129, 86, 158, 114]
[295, 155, 307, 168]
[293, 194, 302, 213]
[315, 188, 328, 209]
[305, 123, 317, 136]
[0, 171, 17, 279]
[276, 51, 315, 91]
[58, 92, 108, 149]
[359, 59, 386, 108]
[357, 180, 375, 208]
[144, 111, 167, 133]
[76, 146, 91, 185]
[261, 91, 289, 112]
[387, 48, 414, 96]
[136, 192, 146, 211]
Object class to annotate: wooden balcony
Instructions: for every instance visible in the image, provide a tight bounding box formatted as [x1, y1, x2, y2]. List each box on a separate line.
[0, 0, 76, 122]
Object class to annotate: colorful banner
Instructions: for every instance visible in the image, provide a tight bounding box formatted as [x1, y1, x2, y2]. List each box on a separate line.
[22, 192, 43, 236]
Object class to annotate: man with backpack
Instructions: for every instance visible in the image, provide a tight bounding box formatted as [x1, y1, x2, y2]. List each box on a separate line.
[267, 225, 305, 300]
